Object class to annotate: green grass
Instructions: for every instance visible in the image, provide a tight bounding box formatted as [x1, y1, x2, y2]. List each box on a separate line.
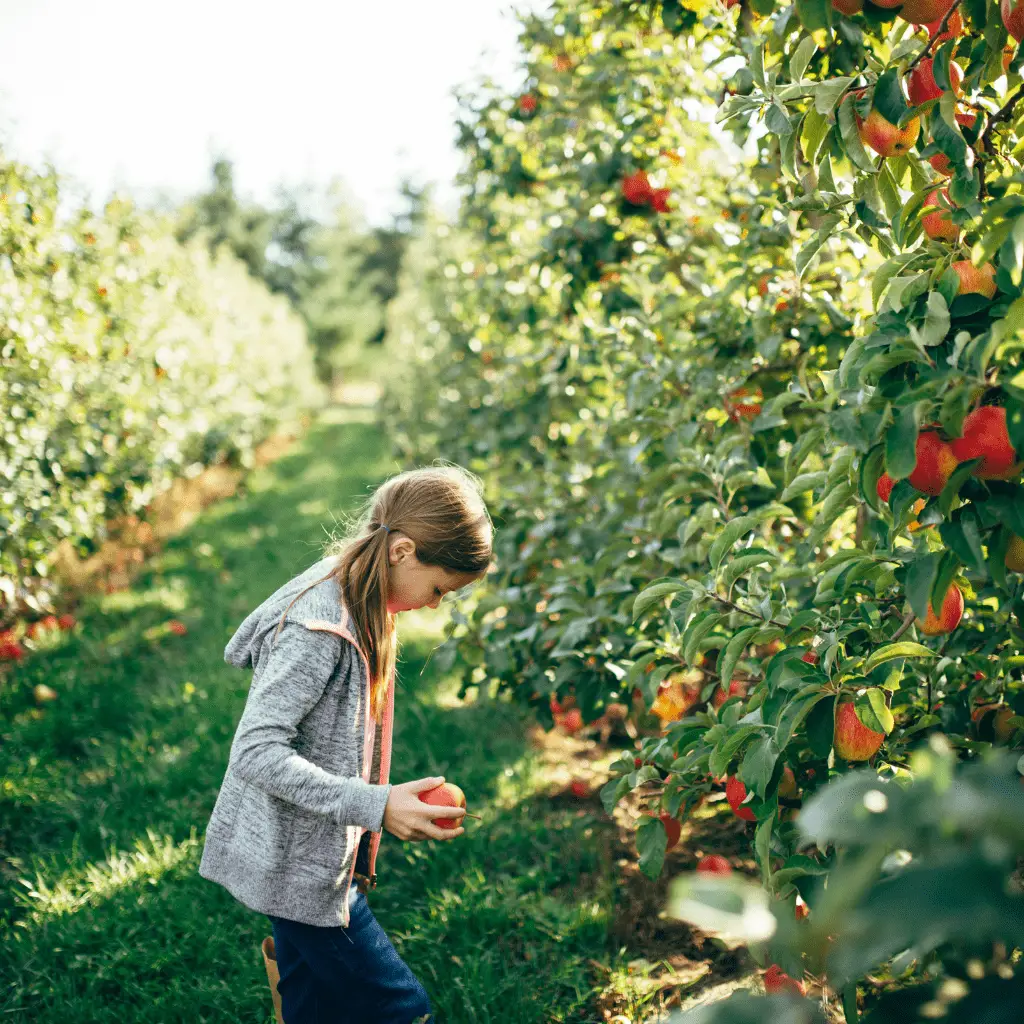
[0, 404, 631, 1023]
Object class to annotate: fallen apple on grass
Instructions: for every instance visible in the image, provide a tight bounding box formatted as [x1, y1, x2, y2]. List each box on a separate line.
[696, 854, 732, 874]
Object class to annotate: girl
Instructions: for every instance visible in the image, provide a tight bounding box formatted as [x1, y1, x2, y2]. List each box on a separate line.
[199, 465, 493, 1023]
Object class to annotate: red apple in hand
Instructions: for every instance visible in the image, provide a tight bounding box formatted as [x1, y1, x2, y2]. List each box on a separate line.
[418, 783, 467, 829]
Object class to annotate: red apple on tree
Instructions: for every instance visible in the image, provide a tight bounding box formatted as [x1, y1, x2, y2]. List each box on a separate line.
[908, 58, 962, 106]
[971, 702, 1017, 744]
[924, 8, 963, 39]
[951, 260, 997, 299]
[778, 765, 798, 800]
[622, 170, 653, 206]
[950, 406, 1020, 480]
[723, 386, 763, 422]
[1003, 0, 1024, 42]
[1006, 535, 1024, 573]
[908, 430, 959, 494]
[712, 678, 748, 708]
[726, 775, 757, 821]
[659, 812, 682, 850]
[854, 90, 921, 158]
[900, 0, 956, 21]
[916, 582, 965, 635]
[833, 698, 885, 761]
[921, 188, 959, 241]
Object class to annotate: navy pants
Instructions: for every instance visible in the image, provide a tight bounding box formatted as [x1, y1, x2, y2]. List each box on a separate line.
[268, 883, 433, 1024]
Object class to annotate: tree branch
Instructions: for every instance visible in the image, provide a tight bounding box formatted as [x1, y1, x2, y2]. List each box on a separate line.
[906, 1, 962, 76]
[977, 82, 1024, 199]
[713, 594, 788, 629]
[891, 609, 916, 641]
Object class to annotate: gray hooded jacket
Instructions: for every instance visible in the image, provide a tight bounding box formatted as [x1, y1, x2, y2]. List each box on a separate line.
[198, 555, 395, 928]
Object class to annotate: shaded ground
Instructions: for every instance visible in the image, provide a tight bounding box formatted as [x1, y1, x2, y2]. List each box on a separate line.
[522, 721, 763, 1022]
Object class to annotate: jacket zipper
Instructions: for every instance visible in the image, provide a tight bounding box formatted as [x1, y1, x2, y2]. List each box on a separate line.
[303, 614, 394, 917]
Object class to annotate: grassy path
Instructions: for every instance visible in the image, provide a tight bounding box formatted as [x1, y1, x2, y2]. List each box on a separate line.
[1, 405, 667, 1023]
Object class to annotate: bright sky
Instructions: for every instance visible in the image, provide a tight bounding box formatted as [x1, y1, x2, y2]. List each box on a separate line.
[0, 0, 542, 225]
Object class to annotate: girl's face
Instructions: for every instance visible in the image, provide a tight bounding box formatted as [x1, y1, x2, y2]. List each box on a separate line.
[385, 534, 482, 614]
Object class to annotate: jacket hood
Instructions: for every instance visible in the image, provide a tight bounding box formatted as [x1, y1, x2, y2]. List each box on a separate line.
[224, 554, 345, 669]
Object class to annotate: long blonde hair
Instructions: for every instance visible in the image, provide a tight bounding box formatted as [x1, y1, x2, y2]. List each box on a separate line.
[277, 465, 493, 724]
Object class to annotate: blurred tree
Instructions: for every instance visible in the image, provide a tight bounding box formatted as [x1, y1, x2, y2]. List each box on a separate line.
[175, 157, 426, 385]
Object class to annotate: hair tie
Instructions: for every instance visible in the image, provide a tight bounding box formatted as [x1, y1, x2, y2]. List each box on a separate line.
[378, 523, 391, 534]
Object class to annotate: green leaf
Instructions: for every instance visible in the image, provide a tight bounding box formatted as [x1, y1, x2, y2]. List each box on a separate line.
[709, 724, 762, 779]
[940, 513, 987, 574]
[718, 625, 763, 693]
[885, 404, 924, 480]
[806, 695, 836, 758]
[854, 686, 894, 734]
[684, 610, 724, 667]
[709, 515, 758, 570]
[739, 735, 780, 798]
[838, 92, 877, 173]
[873, 68, 911, 128]
[796, 0, 832, 30]
[791, 36, 819, 81]
[931, 549, 961, 615]
[863, 642, 939, 674]
[814, 77, 854, 116]
[796, 215, 842, 280]
[912, 291, 950, 348]
[755, 812, 775, 886]
[860, 444, 886, 512]
[633, 579, 687, 621]
[801, 107, 832, 166]
[636, 813, 667, 880]
[776, 690, 831, 751]
[782, 470, 827, 501]
[721, 550, 779, 591]
[750, 43, 766, 90]
[906, 552, 941, 621]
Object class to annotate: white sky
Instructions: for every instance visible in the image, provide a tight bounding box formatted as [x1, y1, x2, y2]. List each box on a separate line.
[0, 0, 543, 225]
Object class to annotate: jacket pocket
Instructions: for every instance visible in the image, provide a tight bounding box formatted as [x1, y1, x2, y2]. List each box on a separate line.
[287, 806, 346, 871]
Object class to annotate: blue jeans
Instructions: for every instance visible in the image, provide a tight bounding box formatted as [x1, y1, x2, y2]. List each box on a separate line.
[268, 883, 433, 1024]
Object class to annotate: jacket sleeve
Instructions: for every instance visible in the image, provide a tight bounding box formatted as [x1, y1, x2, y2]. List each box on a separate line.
[228, 620, 392, 832]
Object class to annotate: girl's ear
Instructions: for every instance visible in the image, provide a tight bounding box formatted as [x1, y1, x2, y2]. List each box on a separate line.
[389, 537, 416, 564]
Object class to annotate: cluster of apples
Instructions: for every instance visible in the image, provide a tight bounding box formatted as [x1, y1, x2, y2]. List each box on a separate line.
[0, 613, 77, 663]
[874, 408, 1023, 628]
[836, 0, 1024, 216]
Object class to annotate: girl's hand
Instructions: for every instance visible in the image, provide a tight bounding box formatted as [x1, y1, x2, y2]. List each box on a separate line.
[383, 776, 467, 841]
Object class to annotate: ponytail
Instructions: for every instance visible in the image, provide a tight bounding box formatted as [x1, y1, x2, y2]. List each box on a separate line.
[275, 464, 492, 724]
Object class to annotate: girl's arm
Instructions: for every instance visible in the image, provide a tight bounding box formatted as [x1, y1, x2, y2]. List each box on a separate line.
[227, 620, 391, 831]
